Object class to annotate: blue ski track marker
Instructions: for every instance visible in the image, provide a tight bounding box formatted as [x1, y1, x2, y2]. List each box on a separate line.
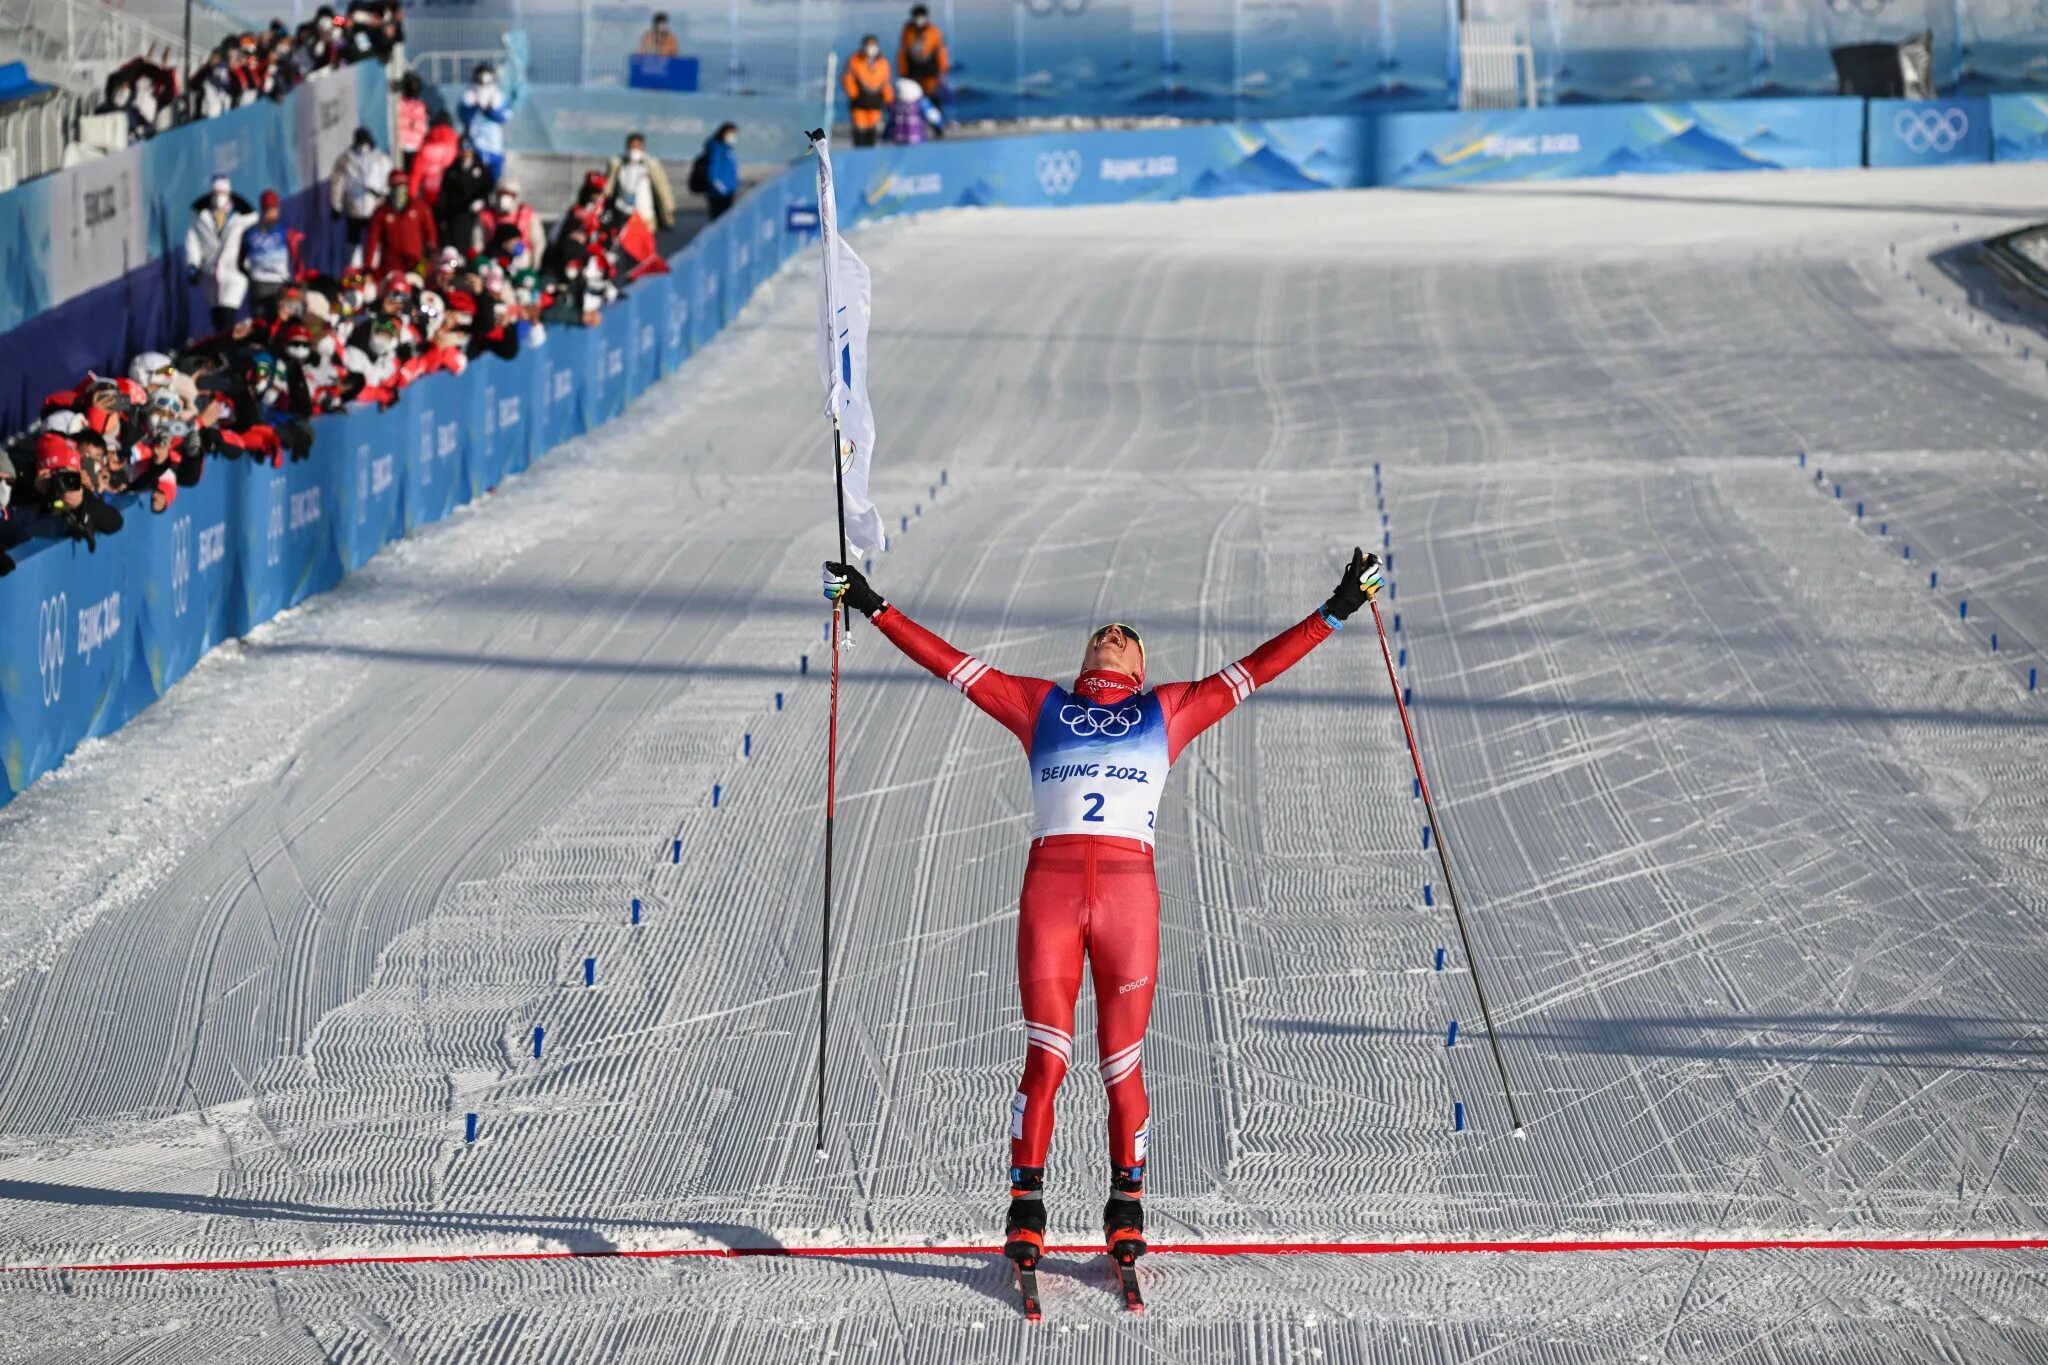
[465, 1113, 478, 1143]
[671, 839, 681, 864]
[1423, 883, 1435, 906]
[1453, 1102, 1465, 1132]
[533, 1026, 545, 1059]
[631, 897, 642, 925]
[584, 958, 596, 987]
[1446, 1020, 1459, 1048]
[1434, 947, 1446, 971]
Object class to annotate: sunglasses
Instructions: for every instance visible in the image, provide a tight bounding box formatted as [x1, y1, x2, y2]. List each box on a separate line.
[1090, 623, 1142, 646]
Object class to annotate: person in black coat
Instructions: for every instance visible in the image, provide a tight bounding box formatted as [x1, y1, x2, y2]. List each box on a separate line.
[436, 138, 497, 258]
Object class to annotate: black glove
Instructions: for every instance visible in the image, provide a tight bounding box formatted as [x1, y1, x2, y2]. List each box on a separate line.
[822, 560, 886, 619]
[1321, 547, 1383, 621]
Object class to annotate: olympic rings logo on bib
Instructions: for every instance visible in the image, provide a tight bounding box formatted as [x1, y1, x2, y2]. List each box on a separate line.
[1060, 702, 1144, 738]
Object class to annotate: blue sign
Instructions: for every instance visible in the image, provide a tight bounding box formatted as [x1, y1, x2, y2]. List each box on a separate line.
[628, 54, 700, 92]
[1867, 99, 1992, 168]
[788, 202, 820, 233]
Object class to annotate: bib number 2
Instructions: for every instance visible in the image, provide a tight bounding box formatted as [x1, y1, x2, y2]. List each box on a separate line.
[1081, 793, 1105, 822]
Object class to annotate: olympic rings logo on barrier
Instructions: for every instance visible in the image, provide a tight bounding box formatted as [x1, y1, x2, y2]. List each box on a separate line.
[1021, 0, 1087, 15]
[1036, 149, 1082, 196]
[38, 594, 67, 706]
[171, 517, 192, 618]
[1894, 107, 1969, 154]
[1060, 702, 1143, 737]
[1826, 0, 1891, 13]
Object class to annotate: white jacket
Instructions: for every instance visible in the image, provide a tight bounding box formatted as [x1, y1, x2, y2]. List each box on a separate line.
[185, 194, 258, 311]
[330, 146, 393, 221]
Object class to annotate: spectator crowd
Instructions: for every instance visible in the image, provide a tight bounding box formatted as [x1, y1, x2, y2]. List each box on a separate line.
[3, 50, 693, 578]
[95, 2, 404, 144]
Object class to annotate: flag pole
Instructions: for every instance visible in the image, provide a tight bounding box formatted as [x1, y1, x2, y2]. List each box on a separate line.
[811, 129, 851, 1159]
[818, 415, 849, 1160]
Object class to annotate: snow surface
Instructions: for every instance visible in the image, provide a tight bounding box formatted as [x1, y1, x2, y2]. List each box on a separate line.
[5, 164, 2048, 1361]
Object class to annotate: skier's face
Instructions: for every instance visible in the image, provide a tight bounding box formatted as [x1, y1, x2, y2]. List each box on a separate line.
[1082, 623, 1143, 682]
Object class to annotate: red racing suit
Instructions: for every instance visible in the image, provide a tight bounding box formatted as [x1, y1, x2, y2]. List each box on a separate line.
[871, 602, 1341, 1185]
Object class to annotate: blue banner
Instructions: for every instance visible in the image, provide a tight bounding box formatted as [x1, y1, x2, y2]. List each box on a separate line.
[1867, 99, 1992, 168]
[1992, 93, 2048, 162]
[1372, 99, 1865, 186]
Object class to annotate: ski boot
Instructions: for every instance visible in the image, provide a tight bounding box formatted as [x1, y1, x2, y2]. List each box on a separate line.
[1004, 1166, 1048, 1266]
[1104, 1167, 1146, 1311]
[1005, 1167, 1048, 1320]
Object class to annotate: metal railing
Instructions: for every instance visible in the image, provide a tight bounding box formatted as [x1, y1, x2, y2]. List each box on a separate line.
[0, 85, 87, 186]
[0, 0, 240, 95]
[1459, 22, 1537, 110]
[411, 48, 504, 88]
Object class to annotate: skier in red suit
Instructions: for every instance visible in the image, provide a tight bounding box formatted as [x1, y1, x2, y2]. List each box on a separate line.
[823, 548, 1383, 1270]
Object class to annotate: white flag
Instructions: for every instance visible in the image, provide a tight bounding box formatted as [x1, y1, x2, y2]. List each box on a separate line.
[813, 136, 886, 557]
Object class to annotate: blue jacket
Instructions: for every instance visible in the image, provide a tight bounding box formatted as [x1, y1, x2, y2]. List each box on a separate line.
[462, 89, 509, 159]
[705, 137, 738, 196]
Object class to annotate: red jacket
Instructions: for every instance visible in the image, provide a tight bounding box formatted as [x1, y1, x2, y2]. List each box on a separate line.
[408, 123, 460, 206]
[397, 97, 428, 157]
[364, 199, 439, 276]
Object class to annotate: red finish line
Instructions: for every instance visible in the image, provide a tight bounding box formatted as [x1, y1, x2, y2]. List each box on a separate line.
[15, 1236, 2048, 1275]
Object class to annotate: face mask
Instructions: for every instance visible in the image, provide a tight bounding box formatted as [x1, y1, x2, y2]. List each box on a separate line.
[476, 73, 495, 88]
[496, 194, 514, 212]
[914, 16, 927, 27]
[114, 87, 132, 104]
[368, 334, 394, 357]
[318, 20, 332, 33]
[286, 345, 312, 362]
[391, 190, 408, 208]
[212, 191, 230, 209]
[864, 45, 879, 58]
[628, 147, 645, 163]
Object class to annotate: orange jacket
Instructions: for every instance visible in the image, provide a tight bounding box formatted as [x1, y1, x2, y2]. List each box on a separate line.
[898, 23, 948, 93]
[843, 52, 892, 129]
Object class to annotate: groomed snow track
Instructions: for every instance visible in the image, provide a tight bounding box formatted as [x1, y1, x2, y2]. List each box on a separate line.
[4, 165, 2048, 1362]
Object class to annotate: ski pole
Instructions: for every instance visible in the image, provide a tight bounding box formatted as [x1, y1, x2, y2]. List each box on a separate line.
[817, 417, 850, 1159]
[1366, 595, 1527, 1134]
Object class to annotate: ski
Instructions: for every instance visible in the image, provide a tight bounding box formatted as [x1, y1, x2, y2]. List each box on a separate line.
[1110, 1253, 1145, 1313]
[1015, 1262, 1044, 1321]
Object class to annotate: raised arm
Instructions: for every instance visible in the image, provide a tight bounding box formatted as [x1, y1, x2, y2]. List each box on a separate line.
[1155, 548, 1381, 762]
[825, 561, 1053, 748]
